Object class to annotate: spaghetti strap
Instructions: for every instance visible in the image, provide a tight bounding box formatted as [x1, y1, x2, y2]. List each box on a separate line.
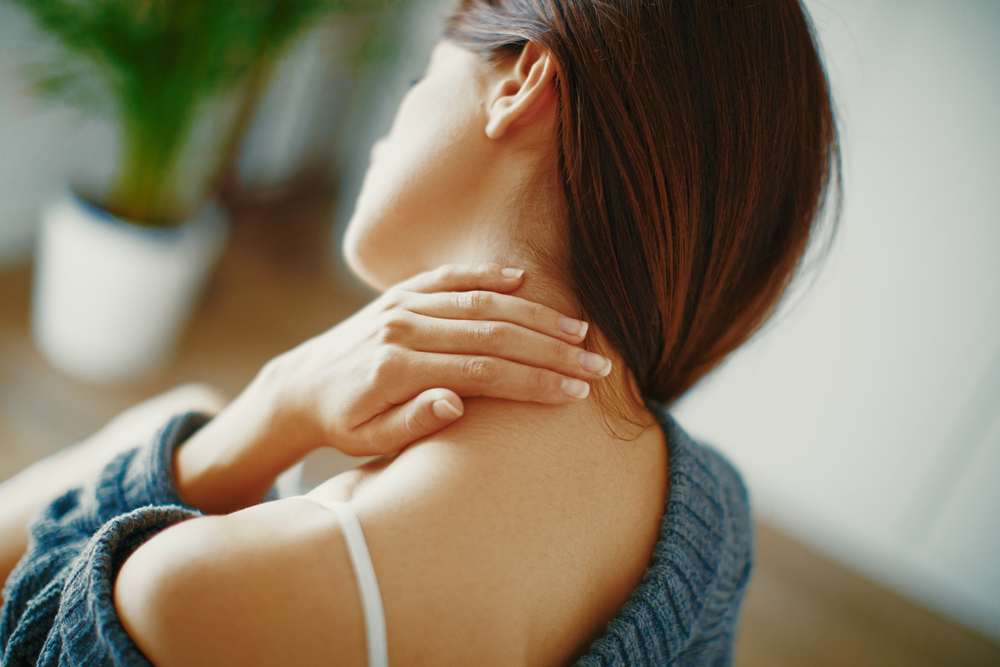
[303, 496, 388, 667]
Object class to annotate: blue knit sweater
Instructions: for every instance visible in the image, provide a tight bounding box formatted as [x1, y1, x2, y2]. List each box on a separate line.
[1, 405, 752, 666]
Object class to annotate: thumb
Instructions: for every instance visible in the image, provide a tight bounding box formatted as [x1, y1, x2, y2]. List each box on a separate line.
[361, 388, 464, 455]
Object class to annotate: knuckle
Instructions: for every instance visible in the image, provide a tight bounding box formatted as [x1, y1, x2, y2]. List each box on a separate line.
[372, 346, 402, 379]
[356, 429, 380, 456]
[458, 290, 491, 317]
[532, 367, 552, 396]
[555, 338, 574, 366]
[378, 310, 412, 344]
[472, 322, 492, 347]
[402, 407, 424, 439]
[374, 326, 392, 345]
[474, 322, 506, 350]
[530, 302, 549, 323]
[462, 356, 496, 384]
[373, 316, 394, 344]
[380, 287, 405, 310]
[456, 291, 476, 315]
[496, 322, 516, 348]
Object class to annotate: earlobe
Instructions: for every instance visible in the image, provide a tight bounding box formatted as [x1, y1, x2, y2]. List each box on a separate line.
[485, 43, 557, 140]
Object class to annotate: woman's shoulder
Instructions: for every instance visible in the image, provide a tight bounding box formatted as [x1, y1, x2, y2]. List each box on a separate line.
[576, 404, 754, 665]
[336, 397, 671, 663]
[115, 496, 371, 667]
[112, 399, 663, 666]
[115, 401, 751, 667]
[345, 398, 753, 664]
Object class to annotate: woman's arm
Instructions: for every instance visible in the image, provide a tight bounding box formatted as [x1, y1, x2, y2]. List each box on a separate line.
[111, 265, 616, 665]
[0, 384, 226, 598]
[115, 497, 371, 667]
[5, 264, 597, 579]
[2, 263, 610, 665]
[171, 263, 605, 514]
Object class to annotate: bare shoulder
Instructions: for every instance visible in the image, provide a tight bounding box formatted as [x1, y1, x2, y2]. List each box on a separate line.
[114, 498, 368, 667]
[342, 397, 668, 665]
[113, 399, 667, 667]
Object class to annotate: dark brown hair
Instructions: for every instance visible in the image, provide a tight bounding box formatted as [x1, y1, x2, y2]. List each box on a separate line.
[447, 0, 840, 408]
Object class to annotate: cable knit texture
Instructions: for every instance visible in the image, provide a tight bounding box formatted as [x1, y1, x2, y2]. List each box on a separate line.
[1, 405, 752, 666]
[574, 406, 754, 665]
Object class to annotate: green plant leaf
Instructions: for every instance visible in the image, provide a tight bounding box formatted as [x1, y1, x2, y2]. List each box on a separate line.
[6, 0, 417, 226]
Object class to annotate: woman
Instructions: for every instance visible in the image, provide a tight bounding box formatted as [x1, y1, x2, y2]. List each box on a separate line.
[0, 0, 838, 665]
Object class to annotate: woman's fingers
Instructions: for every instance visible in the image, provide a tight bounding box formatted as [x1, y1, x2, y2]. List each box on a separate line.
[398, 263, 525, 295]
[392, 264, 588, 344]
[392, 352, 594, 405]
[356, 388, 465, 455]
[403, 290, 588, 345]
[397, 314, 610, 381]
[314, 263, 605, 456]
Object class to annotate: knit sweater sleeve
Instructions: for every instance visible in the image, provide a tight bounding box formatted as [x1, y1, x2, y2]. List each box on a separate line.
[0, 413, 213, 667]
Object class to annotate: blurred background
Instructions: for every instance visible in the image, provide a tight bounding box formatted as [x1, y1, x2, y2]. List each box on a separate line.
[0, 0, 997, 664]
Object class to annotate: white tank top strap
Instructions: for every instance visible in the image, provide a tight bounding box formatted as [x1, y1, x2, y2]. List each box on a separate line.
[303, 496, 388, 667]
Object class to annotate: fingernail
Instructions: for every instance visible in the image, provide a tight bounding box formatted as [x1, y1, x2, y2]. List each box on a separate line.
[579, 351, 612, 377]
[562, 378, 590, 399]
[501, 268, 524, 279]
[558, 317, 587, 336]
[432, 399, 463, 419]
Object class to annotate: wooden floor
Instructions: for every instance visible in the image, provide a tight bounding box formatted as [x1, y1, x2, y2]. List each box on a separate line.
[740, 524, 999, 667]
[1, 191, 997, 666]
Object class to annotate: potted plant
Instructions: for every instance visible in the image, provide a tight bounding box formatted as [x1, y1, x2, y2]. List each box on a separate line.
[11, 0, 393, 382]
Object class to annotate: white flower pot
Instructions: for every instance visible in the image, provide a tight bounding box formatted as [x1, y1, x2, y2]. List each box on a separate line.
[31, 192, 228, 383]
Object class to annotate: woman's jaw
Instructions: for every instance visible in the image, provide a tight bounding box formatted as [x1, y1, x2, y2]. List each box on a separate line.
[342, 41, 566, 296]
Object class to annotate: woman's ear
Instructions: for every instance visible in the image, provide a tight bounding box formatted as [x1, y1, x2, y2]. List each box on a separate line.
[485, 42, 558, 140]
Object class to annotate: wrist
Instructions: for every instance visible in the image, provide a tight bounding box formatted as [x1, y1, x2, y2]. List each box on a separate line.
[252, 353, 326, 455]
[172, 375, 312, 514]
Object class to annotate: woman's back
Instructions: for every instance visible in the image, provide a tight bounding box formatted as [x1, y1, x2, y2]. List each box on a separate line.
[309, 396, 668, 664]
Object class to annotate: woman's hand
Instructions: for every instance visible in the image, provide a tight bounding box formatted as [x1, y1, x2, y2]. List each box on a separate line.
[174, 263, 612, 513]
[262, 263, 611, 458]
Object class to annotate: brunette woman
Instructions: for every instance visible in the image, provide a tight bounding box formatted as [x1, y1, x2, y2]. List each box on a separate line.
[0, 1, 838, 665]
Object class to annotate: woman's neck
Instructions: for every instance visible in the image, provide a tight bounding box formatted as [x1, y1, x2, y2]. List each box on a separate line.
[414, 149, 654, 437]
[449, 244, 652, 441]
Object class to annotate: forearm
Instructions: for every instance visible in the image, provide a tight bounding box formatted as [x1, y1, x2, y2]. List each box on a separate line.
[0, 423, 145, 596]
[1, 384, 229, 597]
[0, 442, 104, 592]
[0, 373, 305, 586]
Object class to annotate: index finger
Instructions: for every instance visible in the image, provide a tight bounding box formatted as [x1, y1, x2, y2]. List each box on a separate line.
[403, 290, 589, 345]
[397, 263, 524, 295]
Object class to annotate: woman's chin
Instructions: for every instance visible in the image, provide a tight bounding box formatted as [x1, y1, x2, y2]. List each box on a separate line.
[341, 234, 390, 292]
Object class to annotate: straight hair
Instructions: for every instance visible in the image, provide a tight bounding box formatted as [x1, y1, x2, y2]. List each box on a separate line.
[447, 0, 841, 411]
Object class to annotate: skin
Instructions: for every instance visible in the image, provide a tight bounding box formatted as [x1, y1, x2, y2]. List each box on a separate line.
[1, 40, 668, 665]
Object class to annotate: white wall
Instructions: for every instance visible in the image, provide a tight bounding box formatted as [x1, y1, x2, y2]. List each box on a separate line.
[0, 5, 117, 268]
[673, 0, 1000, 639]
